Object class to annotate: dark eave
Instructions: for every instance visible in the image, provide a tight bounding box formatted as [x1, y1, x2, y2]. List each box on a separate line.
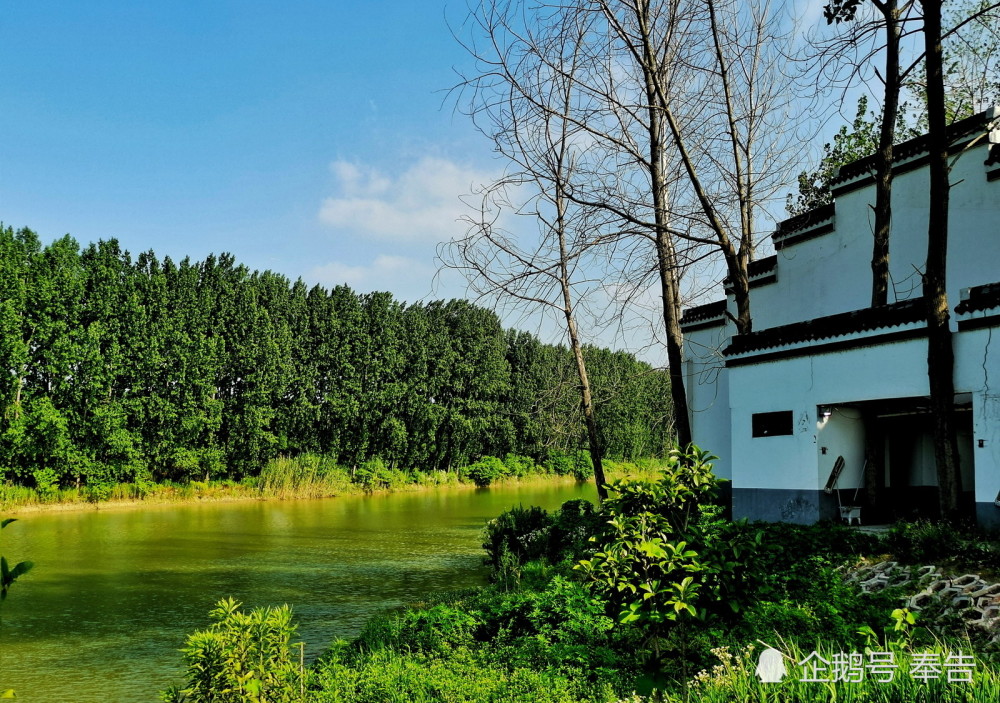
[956, 281, 1000, 314]
[774, 203, 836, 237]
[772, 203, 836, 250]
[833, 108, 999, 186]
[724, 298, 926, 356]
[723, 255, 778, 293]
[680, 299, 727, 329]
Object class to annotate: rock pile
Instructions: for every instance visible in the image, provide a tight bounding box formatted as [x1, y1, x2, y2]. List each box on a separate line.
[845, 561, 1000, 644]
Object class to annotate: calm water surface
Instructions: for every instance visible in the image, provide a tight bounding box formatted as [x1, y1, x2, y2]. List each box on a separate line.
[1, 481, 594, 702]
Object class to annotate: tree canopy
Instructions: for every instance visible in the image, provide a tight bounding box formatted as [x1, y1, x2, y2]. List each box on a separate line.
[0, 226, 674, 492]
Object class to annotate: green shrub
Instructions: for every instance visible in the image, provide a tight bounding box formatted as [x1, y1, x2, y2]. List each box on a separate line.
[162, 598, 303, 703]
[482, 505, 554, 577]
[465, 456, 508, 487]
[31, 468, 59, 497]
[881, 520, 998, 568]
[395, 604, 480, 656]
[571, 451, 594, 481]
[313, 645, 615, 703]
[543, 450, 575, 476]
[503, 454, 538, 478]
[352, 457, 409, 491]
[576, 445, 763, 663]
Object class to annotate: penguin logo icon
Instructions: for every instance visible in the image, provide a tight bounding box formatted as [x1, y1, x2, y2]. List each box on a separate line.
[756, 648, 786, 683]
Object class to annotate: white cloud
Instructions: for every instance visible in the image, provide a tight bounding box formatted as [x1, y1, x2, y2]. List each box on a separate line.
[318, 156, 495, 242]
[306, 254, 436, 300]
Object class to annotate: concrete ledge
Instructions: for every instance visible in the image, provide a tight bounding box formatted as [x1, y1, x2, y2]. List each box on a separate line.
[976, 502, 1000, 532]
[732, 488, 839, 524]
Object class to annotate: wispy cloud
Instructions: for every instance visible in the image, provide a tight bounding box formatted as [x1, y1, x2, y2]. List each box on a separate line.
[306, 254, 435, 300]
[318, 156, 495, 242]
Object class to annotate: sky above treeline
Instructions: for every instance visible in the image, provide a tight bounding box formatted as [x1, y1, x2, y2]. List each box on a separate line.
[2, 0, 830, 354]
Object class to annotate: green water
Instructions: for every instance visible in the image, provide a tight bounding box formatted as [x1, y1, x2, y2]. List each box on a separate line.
[0, 480, 595, 702]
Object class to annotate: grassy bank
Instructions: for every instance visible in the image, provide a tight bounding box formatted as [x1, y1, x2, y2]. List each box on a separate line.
[163, 448, 1000, 702]
[0, 453, 665, 514]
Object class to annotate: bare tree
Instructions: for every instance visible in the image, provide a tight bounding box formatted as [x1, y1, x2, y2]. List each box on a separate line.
[593, 0, 801, 339]
[920, 0, 963, 520]
[449, 0, 803, 462]
[446, 2, 612, 499]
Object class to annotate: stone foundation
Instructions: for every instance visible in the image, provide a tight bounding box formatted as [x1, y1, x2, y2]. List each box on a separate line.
[845, 560, 1000, 645]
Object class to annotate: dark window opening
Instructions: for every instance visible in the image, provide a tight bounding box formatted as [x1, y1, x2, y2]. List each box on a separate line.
[752, 411, 793, 437]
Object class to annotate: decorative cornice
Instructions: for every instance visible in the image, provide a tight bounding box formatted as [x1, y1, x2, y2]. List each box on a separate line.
[832, 107, 1000, 187]
[724, 298, 926, 357]
[680, 299, 727, 330]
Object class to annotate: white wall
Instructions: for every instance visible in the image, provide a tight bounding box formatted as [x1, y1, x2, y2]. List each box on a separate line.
[728, 334, 930, 491]
[816, 408, 866, 493]
[750, 139, 1000, 333]
[956, 324, 1000, 504]
[683, 319, 735, 480]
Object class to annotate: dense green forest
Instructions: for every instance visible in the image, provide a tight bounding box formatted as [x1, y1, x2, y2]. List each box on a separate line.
[0, 226, 673, 494]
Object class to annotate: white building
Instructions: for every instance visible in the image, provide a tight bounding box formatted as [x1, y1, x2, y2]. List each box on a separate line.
[681, 107, 1000, 528]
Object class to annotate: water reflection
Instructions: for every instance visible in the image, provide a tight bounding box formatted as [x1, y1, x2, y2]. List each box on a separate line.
[1, 481, 593, 702]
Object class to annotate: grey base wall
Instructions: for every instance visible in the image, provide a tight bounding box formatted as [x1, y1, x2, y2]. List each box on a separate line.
[731, 488, 840, 524]
[976, 502, 1000, 532]
[732, 489, 1000, 529]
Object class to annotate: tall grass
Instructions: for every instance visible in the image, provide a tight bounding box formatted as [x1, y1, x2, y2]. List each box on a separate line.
[667, 640, 1000, 703]
[257, 454, 353, 498]
[2, 451, 622, 512]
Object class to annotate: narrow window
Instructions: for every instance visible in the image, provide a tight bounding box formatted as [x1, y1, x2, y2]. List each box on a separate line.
[752, 411, 793, 437]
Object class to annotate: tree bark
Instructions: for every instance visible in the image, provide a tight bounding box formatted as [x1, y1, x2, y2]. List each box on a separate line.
[871, 0, 902, 307]
[920, 0, 963, 520]
[635, 0, 693, 449]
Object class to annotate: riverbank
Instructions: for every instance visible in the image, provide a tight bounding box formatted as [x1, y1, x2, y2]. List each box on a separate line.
[162, 488, 1000, 703]
[0, 453, 665, 515]
[2, 478, 601, 702]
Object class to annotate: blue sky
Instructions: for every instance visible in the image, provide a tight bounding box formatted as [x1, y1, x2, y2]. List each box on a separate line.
[2, 1, 841, 356]
[1, 1, 497, 304]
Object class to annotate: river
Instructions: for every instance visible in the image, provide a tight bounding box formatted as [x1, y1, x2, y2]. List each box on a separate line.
[0, 480, 596, 702]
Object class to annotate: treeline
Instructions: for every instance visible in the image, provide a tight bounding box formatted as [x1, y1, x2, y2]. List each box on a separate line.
[0, 226, 673, 492]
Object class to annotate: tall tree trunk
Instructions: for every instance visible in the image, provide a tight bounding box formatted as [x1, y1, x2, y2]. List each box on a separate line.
[871, 0, 901, 307]
[556, 189, 609, 502]
[920, 0, 963, 520]
[564, 313, 609, 502]
[636, 0, 693, 449]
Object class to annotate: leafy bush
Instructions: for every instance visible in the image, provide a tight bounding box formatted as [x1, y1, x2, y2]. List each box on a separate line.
[394, 604, 480, 656]
[482, 505, 554, 576]
[312, 645, 616, 703]
[162, 598, 304, 703]
[482, 499, 604, 584]
[465, 456, 509, 487]
[576, 445, 761, 658]
[881, 520, 998, 567]
[353, 458, 409, 491]
[543, 450, 593, 479]
[503, 454, 538, 478]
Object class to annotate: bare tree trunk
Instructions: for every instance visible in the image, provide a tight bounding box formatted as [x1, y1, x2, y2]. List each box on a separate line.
[920, 0, 963, 520]
[564, 315, 610, 500]
[556, 186, 609, 500]
[871, 0, 902, 307]
[636, 12, 693, 448]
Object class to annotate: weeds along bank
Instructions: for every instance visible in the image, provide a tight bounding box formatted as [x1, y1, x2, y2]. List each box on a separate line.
[0, 452, 662, 513]
[0, 228, 674, 506]
[163, 446, 1000, 702]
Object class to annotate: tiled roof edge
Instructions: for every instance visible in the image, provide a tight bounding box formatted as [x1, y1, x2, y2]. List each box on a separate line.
[956, 281, 1000, 315]
[832, 107, 1000, 186]
[724, 298, 926, 356]
[680, 299, 727, 326]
